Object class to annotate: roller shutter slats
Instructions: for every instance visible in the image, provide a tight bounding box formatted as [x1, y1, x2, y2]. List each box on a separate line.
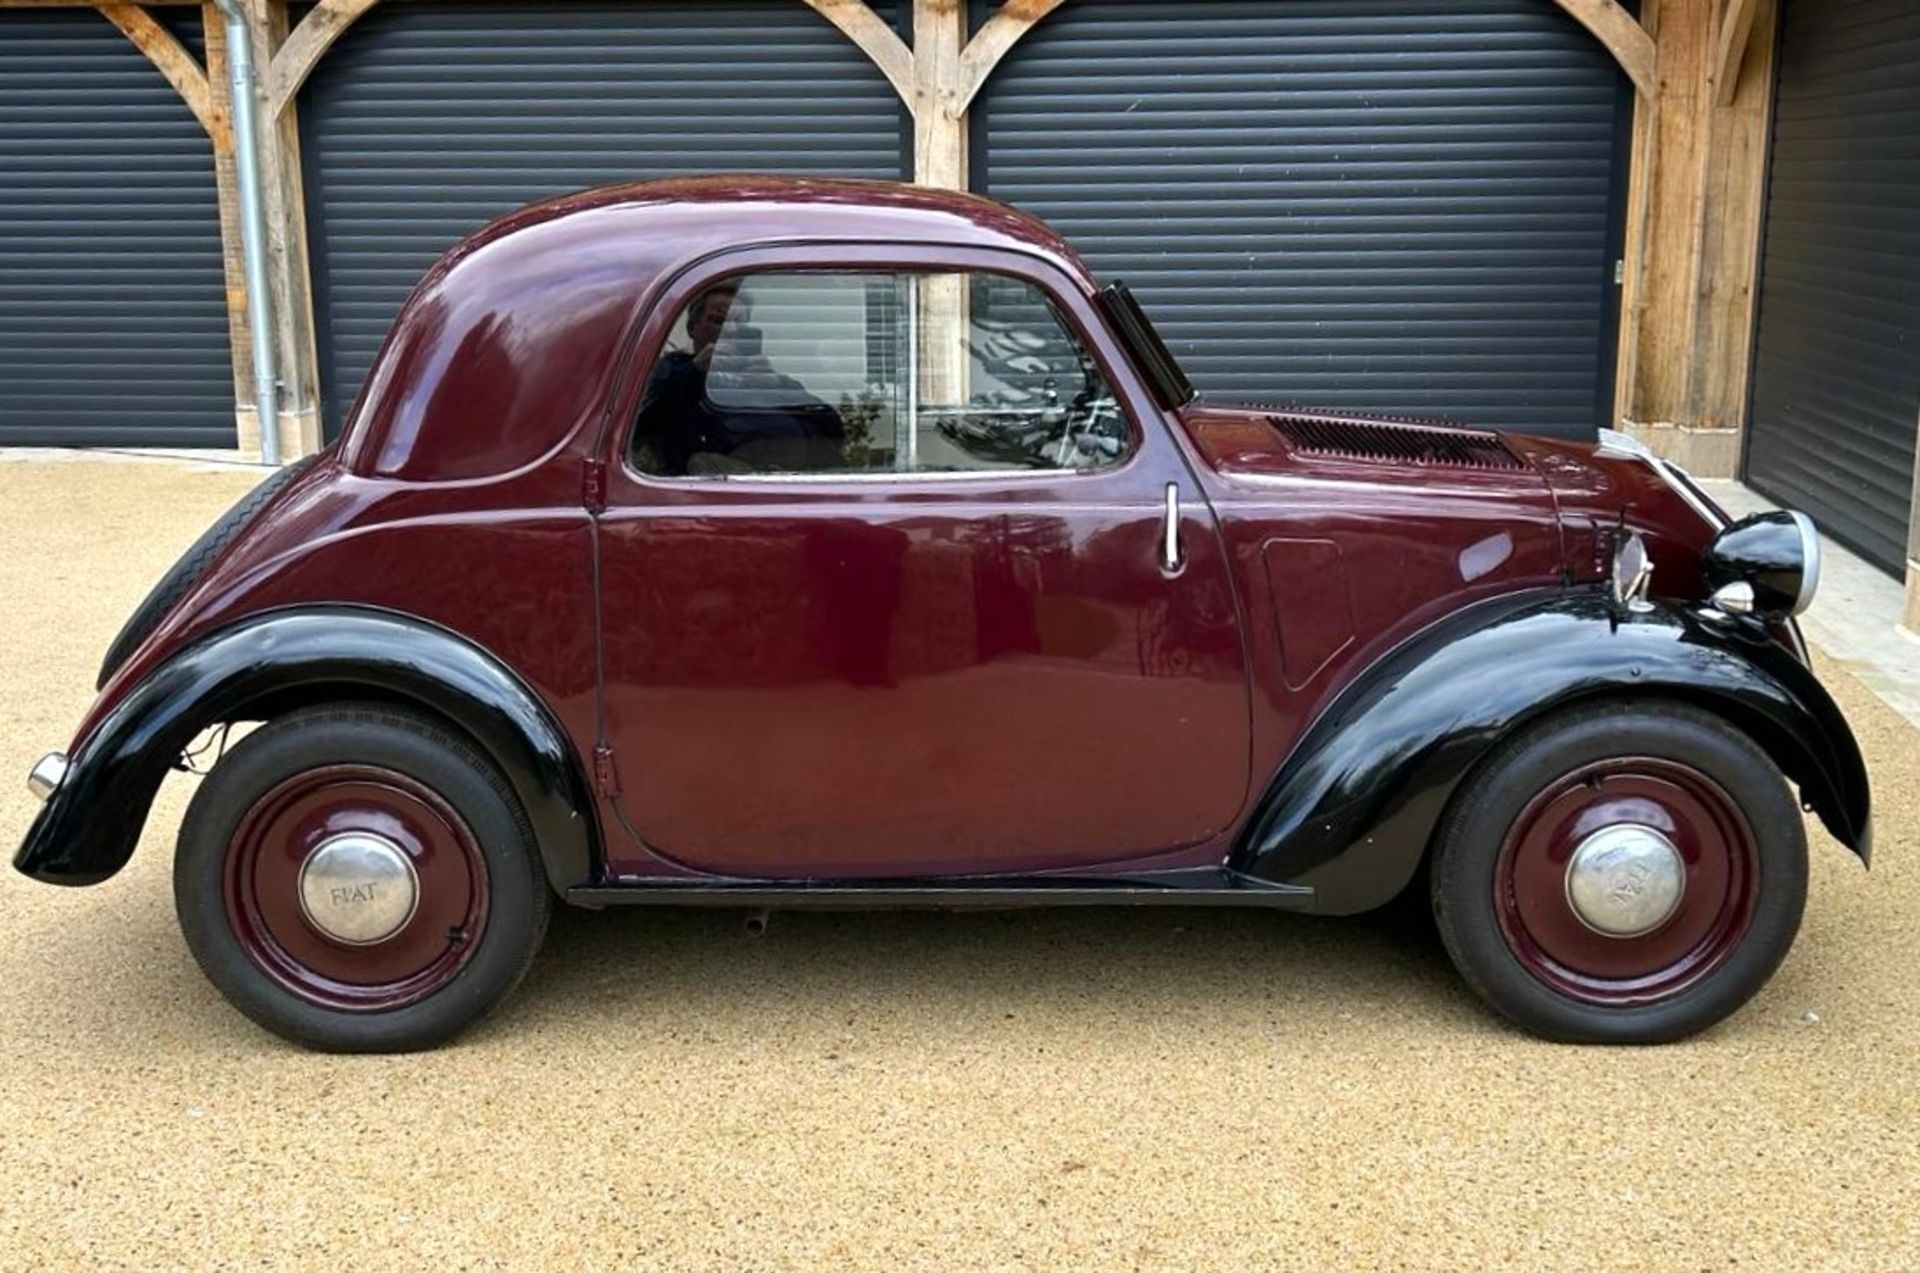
[1747, 0, 1920, 575]
[977, 0, 1627, 438]
[300, 0, 908, 438]
[0, 11, 233, 448]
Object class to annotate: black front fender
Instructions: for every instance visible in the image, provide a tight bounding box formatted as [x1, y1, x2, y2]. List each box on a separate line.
[14, 607, 599, 893]
[1234, 588, 1872, 915]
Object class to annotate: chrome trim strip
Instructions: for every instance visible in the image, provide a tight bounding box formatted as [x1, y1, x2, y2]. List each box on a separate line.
[904, 275, 919, 471]
[1657, 459, 1728, 531]
[644, 465, 1077, 486]
[1211, 470, 1301, 488]
[1594, 427, 1653, 460]
[1596, 428, 1727, 531]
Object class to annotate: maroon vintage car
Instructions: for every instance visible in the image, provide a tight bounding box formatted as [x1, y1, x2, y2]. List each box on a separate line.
[18, 177, 1868, 1051]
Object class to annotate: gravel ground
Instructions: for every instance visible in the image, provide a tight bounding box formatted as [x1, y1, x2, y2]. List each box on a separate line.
[1, 456, 1916, 1269]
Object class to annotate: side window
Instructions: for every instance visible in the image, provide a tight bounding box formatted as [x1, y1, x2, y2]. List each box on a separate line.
[630, 270, 1128, 478]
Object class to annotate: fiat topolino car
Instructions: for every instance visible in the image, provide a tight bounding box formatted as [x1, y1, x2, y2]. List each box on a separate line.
[18, 177, 1869, 1052]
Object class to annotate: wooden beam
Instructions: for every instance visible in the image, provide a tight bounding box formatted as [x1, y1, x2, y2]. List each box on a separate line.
[263, 0, 378, 118]
[1713, 0, 1764, 106]
[1552, 0, 1657, 100]
[954, 0, 1063, 113]
[802, 0, 915, 107]
[96, 2, 222, 142]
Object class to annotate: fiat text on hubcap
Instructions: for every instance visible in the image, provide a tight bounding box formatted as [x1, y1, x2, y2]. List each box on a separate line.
[297, 832, 420, 945]
[1563, 824, 1686, 938]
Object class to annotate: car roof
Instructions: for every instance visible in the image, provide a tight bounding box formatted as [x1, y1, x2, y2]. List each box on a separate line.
[466, 174, 1092, 274]
[344, 176, 1100, 480]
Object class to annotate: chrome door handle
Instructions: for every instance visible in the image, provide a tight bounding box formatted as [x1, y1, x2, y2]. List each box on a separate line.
[1162, 481, 1183, 572]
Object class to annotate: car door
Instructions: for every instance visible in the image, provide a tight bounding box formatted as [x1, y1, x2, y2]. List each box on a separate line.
[593, 245, 1249, 879]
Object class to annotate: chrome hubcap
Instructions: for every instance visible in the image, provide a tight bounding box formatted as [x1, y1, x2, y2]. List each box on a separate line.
[297, 832, 419, 945]
[1563, 824, 1685, 938]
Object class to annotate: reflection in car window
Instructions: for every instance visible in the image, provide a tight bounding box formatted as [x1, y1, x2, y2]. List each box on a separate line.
[630, 270, 1128, 478]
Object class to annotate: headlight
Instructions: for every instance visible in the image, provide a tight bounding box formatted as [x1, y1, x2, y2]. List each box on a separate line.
[1704, 510, 1821, 618]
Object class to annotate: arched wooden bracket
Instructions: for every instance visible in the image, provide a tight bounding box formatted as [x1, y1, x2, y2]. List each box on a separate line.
[954, 0, 1064, 113]
[802, 0, 916, 106]
[264, 0, 380, 118]
[805, 0, 1061, 120]
[1554, 0, 1656, 100]
[1714, 0, 1763, 106]
[97, 3, 225, 144]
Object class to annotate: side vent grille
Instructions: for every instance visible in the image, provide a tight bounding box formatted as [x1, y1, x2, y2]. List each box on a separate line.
[1266, 409, 1523, 470]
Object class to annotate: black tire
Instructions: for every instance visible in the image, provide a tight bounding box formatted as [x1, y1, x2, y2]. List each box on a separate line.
[1430, 700, 1807, 1044]
[174, 703, 550, 1052]
[97, 454, 319, 689]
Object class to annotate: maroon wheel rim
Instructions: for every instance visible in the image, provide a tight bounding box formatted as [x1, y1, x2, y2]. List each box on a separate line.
[223, 764, 489, 1012]
[1493, 757, 1758, 1006]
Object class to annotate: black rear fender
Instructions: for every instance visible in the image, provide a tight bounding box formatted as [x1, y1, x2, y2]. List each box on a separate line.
[15, 607, 599, 893]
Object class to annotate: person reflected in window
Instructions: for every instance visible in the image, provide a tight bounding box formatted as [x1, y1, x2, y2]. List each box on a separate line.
[633, 283, 741, 476]
[633, 282, 846, 476]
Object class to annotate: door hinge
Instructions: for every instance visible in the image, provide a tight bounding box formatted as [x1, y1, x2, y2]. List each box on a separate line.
[582, 458, 607, 512]
[593, 743, 620, 798]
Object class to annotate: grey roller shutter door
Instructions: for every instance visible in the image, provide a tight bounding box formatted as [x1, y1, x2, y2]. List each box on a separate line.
[300, 0, 910, 439]
[1746, 0, 1920, 577]
[976, 0, 1630, 439]
[0, 10, 233, 448]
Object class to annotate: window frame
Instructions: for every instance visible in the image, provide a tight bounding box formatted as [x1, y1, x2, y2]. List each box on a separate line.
[608, 242, 1154, 491]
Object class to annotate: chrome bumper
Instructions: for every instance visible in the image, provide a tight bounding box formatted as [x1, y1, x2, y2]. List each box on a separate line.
[27, 752, 69, 802]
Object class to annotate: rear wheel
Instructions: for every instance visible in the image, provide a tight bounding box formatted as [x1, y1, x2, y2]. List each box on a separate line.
[1431, 701, 1806, 1043]
[175, 704, 550, 1052]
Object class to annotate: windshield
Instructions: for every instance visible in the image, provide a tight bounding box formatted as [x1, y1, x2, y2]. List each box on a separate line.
[1096, 281, 1194, 410]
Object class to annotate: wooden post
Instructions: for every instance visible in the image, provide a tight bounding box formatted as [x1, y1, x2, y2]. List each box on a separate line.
[1614, 0, 1778, 477]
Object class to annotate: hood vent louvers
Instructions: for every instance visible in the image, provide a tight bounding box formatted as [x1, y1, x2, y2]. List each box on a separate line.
[1265, 408, 1523, 470]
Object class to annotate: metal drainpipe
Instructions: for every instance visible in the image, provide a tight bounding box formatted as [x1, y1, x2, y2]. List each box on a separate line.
[211, 0, 280, 466]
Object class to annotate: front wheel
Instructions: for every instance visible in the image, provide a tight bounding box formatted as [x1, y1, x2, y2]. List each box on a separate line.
[1431, 701, 1807, 1043]
[175, 704, 550, 1052]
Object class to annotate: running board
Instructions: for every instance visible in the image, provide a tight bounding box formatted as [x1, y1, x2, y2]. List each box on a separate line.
[566, 870, 1315, 911]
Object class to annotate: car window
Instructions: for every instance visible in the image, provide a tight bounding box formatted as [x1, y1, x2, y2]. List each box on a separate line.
[630, 270, 1128, 478]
